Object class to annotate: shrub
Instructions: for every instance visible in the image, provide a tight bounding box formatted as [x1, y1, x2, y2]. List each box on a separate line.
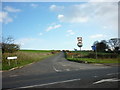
[85, 53, 118, 59]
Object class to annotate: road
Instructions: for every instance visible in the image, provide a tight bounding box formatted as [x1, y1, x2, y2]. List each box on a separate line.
[2, 52, 120, 89]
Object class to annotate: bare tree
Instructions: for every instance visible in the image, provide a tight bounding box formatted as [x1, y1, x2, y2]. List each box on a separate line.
[1, 36, 20, 53]
[109, 38, 120, 52]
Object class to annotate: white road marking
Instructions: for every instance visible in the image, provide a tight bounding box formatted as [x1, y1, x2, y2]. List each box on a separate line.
[53, 66, 62, 72]
[62, 64, 66, 66]
[10, 75, 19, 77]
[107, 72, 120, 75]
[15, 78, 81, 89]
[93, 78, 120, 84]
[93, 76, 98, 78]
[66, 69, 70, 71]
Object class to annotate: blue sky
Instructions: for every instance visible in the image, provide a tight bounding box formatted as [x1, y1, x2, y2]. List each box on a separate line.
[1, 2, 118, 50]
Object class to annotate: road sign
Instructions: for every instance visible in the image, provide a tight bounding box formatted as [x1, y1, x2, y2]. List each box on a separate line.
[77, 37, 82, 43]
[91, 46, 96, 51]
[77, 37, 83, 47]
[91, 46, 97, 59]
[77, 42, 82, 47]
[7, 56, 17, 66]
[7, 56, 17, 60]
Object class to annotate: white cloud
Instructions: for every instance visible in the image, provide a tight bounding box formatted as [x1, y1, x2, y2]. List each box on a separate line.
[90, 34, 105, 39]
[1, 6, 21, 24]
[0, 12, 13, 24]
[56, 2, 117, 30]
[46, 24, 62, 32]
[58, 14, 89, 23]
[66, 30, 75, 36]
[15, 38, 45, 49]
[15, 38, 36, 45]
[30, 4, 39, 8]
[39, 33, 43, 36]
[50, 5, 56, 10]
[4, 6, 21, 12]
[49, 4, 64, 11]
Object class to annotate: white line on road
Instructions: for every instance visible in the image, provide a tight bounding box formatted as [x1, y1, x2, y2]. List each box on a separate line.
[9, 75, 19, 77]
[93, 76, 98, 78]
[62, 64, 66, 66]
[93, 78, 120, 84]
[53, 66, 62, 72]
[66, 69, 70, 71]
[107, 72, 120, 76]
[14, 78, 81, 89]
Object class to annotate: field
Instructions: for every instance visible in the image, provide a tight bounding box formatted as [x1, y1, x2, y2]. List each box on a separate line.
[2, 50, 58, 70]
[65, 51, 120, 64]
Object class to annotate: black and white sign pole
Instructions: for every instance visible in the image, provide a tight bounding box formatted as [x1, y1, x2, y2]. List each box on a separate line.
[77, 37, 83, 59]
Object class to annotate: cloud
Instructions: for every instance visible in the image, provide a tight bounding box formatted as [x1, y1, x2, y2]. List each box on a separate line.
[0, 12, 13, 24]
[30, 4, 39, 8]
[46, 24, 62, 32]
[66, 30, 75, 36]
[1, 6, 21, 24]
[49, 5, 64, 11]
[15, 38, 36, 45]
[39, 33, 43, 36]
[4, 6, 21, 12]
[56, 2, 117, 30]
[58, 14, 89, 23]
[90, 34, 105, 39]
[15, 37, 45, 49]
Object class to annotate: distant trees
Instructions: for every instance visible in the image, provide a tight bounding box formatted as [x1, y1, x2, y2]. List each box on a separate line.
[93, 40, 109, 52]
[1, 36, 20, 53]
[93, 38, 120, 53]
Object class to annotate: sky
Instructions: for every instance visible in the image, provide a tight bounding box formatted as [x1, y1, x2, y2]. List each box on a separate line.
[1, 1, 118, 50]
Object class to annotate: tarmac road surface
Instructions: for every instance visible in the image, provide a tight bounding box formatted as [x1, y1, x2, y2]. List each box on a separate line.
[2, 52, 120, 89]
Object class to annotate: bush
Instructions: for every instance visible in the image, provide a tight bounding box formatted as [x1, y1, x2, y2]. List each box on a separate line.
[85, 53, 118, 59]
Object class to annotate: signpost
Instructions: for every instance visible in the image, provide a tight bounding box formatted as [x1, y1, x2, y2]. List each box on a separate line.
[91, 46, 97, 59]
[77, 37, 83, 50]
[7, 56, 17, 66]
[77, 37, 83, 59]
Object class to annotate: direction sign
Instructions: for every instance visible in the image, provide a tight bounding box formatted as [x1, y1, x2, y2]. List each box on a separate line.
[7, 56, 17, 60]
[91, 46, 96, 51]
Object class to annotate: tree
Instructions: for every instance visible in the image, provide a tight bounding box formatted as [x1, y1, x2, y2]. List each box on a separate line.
[1, 36, 20, 53]
[93, 40, 109, 52]
[109, 38, 120, 52]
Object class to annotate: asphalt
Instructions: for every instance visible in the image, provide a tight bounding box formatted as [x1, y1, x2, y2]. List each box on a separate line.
[2, 52, 120, 89]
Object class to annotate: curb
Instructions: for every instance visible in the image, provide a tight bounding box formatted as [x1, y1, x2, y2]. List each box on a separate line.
[2, 62, 35, 72]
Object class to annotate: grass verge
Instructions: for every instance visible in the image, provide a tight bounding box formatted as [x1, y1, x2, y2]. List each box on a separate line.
[2, 50, 55, 70]
[67, 58, 120, 64]
[65, 51, 120, 64]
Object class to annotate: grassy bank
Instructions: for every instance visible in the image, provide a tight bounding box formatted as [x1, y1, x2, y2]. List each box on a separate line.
[2, 50, 56, 70]
[65, 51, 120, 64]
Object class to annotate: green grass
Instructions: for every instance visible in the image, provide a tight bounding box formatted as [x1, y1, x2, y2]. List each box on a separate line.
[66, 51, 120, 64]
[20, 50, 52, 53]
[2, 50, 55, 70]
[68, 58, 120, 64]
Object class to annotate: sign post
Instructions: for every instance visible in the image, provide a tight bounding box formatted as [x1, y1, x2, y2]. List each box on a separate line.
[7, 56, 17, 66]
[91, 46, 97, 59]
[77, 37, 83, 59]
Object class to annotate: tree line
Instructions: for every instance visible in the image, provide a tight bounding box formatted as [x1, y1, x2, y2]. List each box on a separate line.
[93, 38, 120, 53]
